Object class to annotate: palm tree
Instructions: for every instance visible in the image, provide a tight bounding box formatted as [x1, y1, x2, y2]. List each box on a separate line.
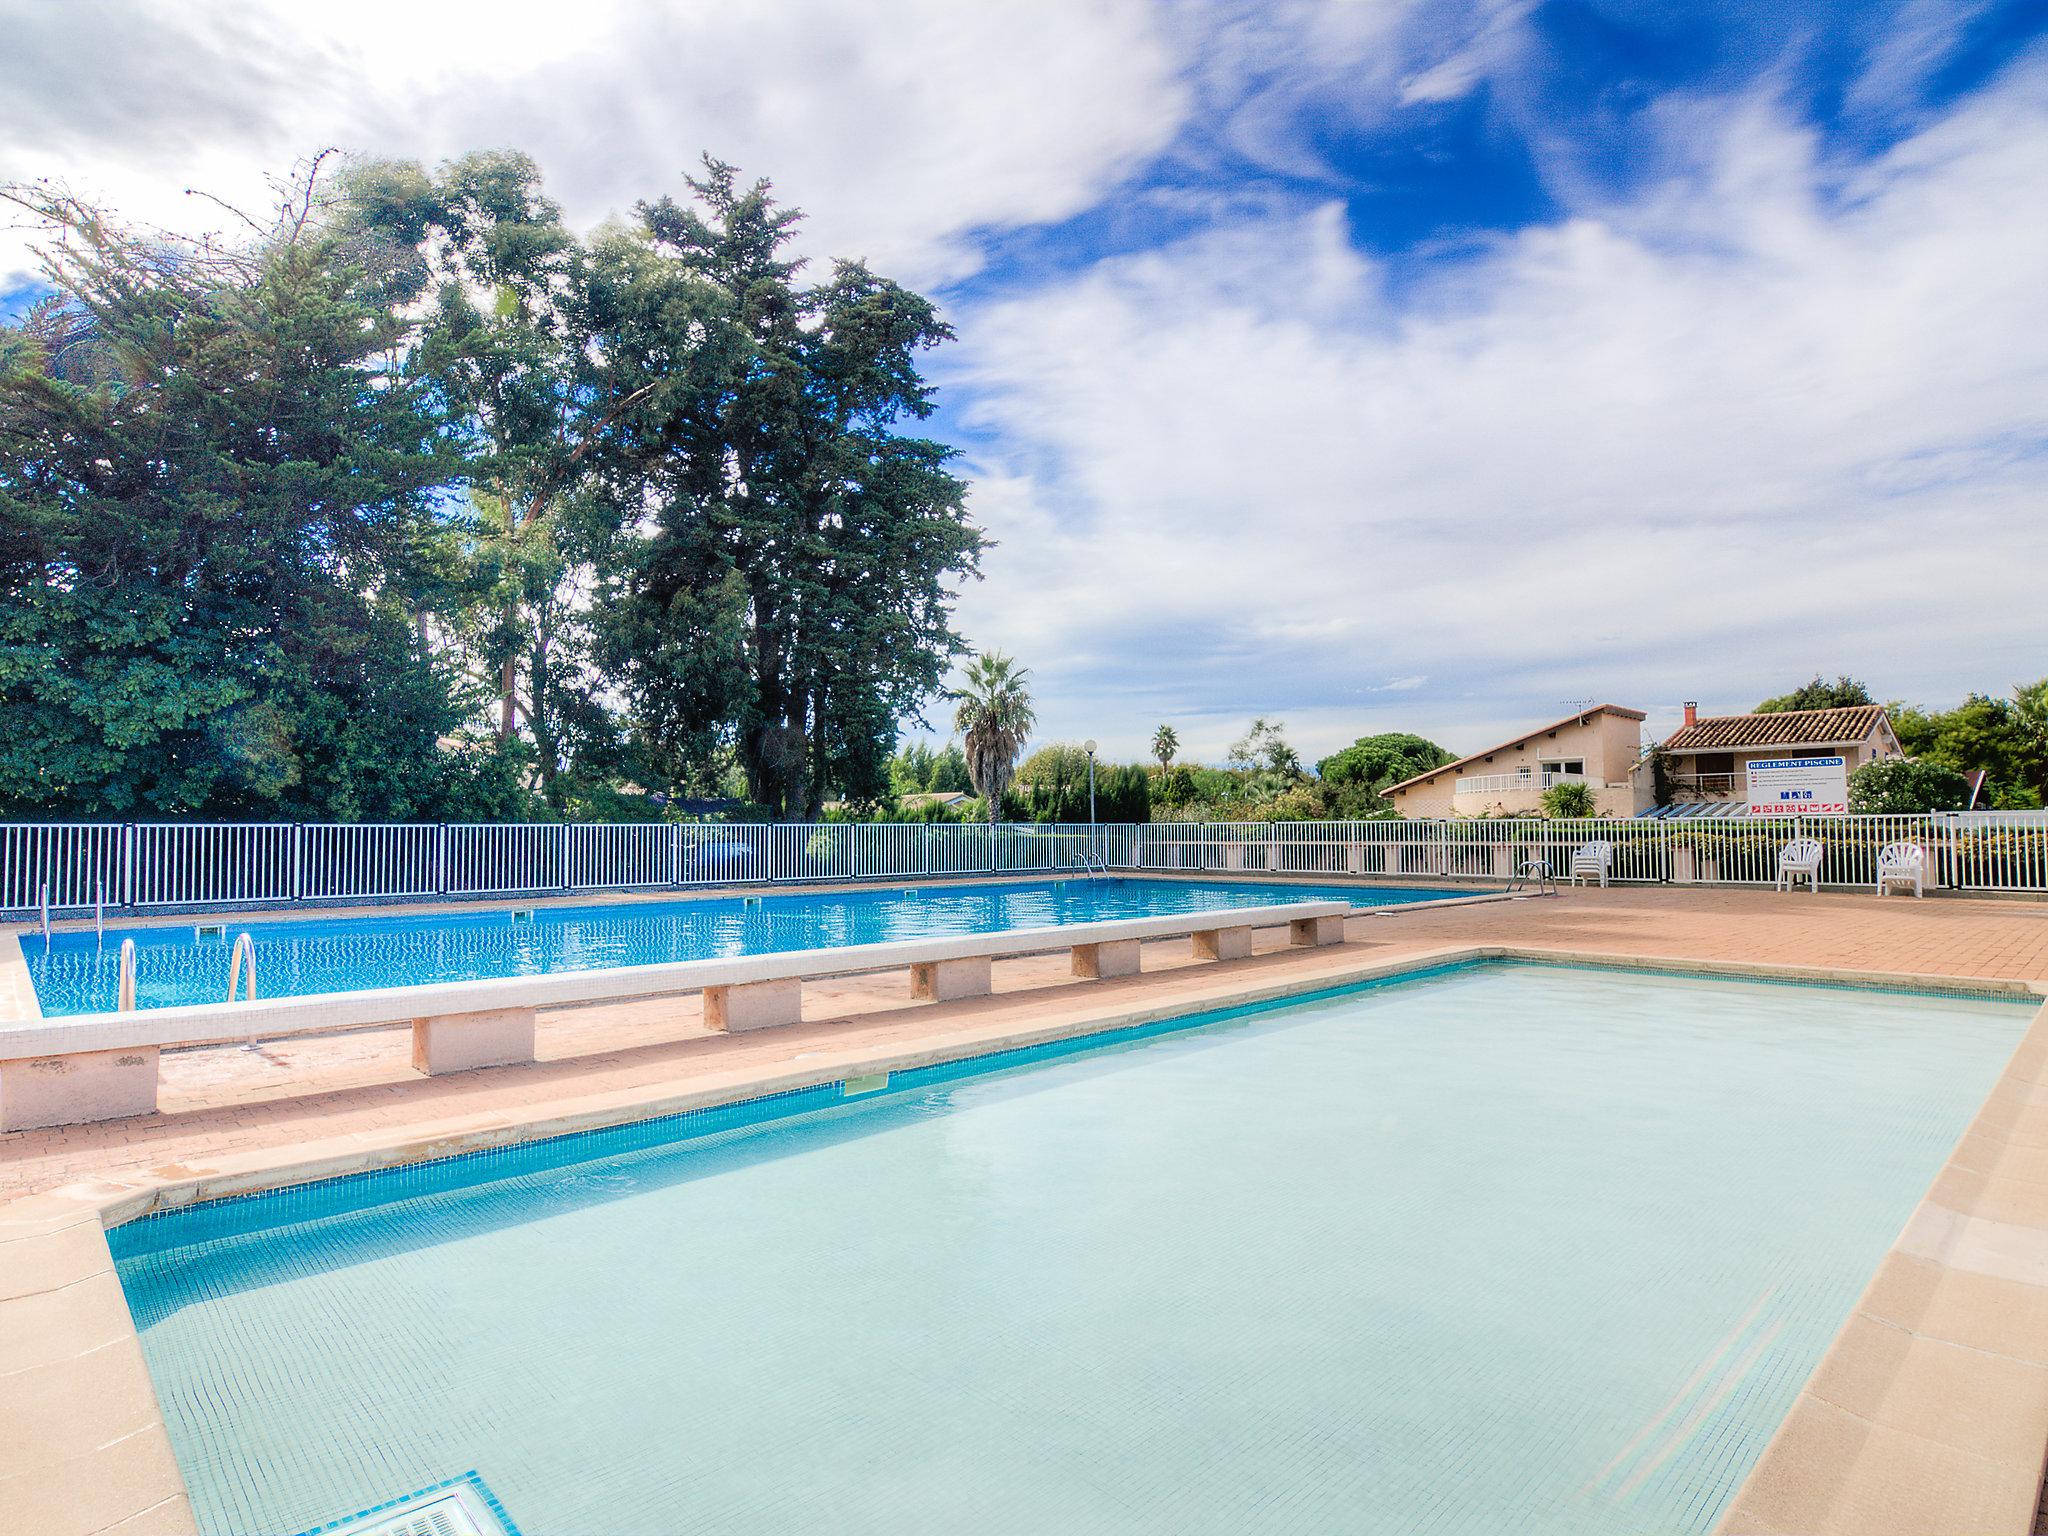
[1152, 724, 1179, 775]
[953, 652, 1036, 827]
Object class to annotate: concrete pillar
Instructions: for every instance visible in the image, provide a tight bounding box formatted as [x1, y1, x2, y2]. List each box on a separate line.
[1071, 938, 1142, 979]
[704, 977, 803, 1033]
[1489, 843, 1515, 877]
[1671, 846, 1697, 884]
[0, 1046, 159, 1131]
[1344, 845, 1367, 875]
[912, 955, 993, 1002]
[1288, 915, 1345, 948]
[1193, 925, 1254, 962]
[411, 1007, 536, 1075]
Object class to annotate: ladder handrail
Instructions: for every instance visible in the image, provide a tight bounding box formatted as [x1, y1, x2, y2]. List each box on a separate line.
[226, 932, 258, 1003]
[116, 938, 137, 1012]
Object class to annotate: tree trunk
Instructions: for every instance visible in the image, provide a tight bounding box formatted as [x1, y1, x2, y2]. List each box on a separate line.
[497, 657, 518, 741]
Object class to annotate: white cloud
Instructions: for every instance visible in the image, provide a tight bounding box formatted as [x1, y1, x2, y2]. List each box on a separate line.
[1159, 0, 1536, 183]
[942, 56, 2048, 763]
[0, 0, 1187, 288]
[1843, 0, 1996, 124]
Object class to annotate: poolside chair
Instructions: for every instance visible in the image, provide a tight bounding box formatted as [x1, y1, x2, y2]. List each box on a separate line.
[1569, 841, 1613, 888]
[1775, 838, 1823, 892]
[1876, 840, 1927, 898]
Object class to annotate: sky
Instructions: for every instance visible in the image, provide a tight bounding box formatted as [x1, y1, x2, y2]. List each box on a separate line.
[4, 0, 2046, 765]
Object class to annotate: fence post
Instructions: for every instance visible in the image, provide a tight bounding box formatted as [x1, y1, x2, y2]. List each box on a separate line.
[121, 823, 135, 909]
[292, 824, 304, 901]
[436, 825, 449, 895]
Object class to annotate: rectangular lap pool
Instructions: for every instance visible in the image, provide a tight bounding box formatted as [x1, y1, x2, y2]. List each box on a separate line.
[22, 877, 1446, 1016]
[110, 960, 2032, 1535]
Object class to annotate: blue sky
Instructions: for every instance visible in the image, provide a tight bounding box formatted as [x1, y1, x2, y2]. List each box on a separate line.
[4, 0, 2046, 763]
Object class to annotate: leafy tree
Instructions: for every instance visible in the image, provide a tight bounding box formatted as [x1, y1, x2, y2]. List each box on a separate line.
[891, 740, 971, 797]
[339, 152, 658, 810]
[1755, 675, 1874, 713]
[1540, 779, 1597, 818]
[2014, 680, 2048, 802]
[1316, 732, 1453, 818]
[1155, 764, 1197, 809]
[1151, 724, 1178, 773]
[599, 159, 983, 817]
[0, 170, 513, 820]
[1892, 688, 2045, 808]
[1848, 757, 1971, 814]
[953, 652, 1035, 827]
[1012, 744, 1149, 822]
[1096, 763, 1151, 823]
[1227, 717, 1300, 777]
[926, 743, 973, 794]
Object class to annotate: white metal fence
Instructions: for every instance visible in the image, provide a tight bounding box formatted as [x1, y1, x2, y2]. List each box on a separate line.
[3, 813, 2045, 915]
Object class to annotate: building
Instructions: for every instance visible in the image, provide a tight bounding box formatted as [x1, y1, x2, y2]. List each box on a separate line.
[1382, 705, 1650, 819]
[1646, 702, 1903, 806]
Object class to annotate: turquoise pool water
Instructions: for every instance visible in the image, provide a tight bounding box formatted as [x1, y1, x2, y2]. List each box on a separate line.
[23, 877, 1436, 1016]
[111, 961, 2030, 1536]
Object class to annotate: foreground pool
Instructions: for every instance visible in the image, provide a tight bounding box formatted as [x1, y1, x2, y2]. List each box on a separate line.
[111, 961, 2029, 1535]
[24, 876, 1441, 1016]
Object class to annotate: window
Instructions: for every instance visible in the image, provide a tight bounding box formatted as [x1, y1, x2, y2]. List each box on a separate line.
[1695, 753, 1735, 776]
[1540, 760, 1585, 776]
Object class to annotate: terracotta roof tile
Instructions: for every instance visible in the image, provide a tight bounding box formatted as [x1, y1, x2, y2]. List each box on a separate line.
[1660, 705, 1890, 753]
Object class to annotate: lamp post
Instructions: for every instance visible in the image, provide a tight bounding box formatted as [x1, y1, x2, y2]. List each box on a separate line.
[1084, 740, 1098, 861]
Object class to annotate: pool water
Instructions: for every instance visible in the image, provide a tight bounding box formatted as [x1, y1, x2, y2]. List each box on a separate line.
[111, 961, 2029, 1536]
[22, 877, 1439, 1016]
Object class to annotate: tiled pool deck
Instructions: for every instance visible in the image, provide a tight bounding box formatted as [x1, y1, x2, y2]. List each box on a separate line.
[5, 884, 2048, 1534]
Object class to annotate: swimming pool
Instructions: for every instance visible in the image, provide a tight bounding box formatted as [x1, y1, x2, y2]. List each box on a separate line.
[21, 877, 1445, 1017]
[112, 960, 2029, 1536]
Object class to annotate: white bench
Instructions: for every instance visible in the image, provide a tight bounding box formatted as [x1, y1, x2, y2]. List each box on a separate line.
[0, 901, 1351, 1131]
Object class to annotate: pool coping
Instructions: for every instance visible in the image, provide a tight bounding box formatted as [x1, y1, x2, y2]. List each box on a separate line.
[2, 869, 1502, 939]
[4, 940, 2044, 1536]
[0, 877, 1510, 1031]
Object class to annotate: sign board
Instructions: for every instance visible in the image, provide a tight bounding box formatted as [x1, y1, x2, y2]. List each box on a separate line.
[1746, 756, 1848, 816]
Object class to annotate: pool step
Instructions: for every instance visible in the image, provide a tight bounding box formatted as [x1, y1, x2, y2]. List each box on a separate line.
[295, 1473, 518, 1536]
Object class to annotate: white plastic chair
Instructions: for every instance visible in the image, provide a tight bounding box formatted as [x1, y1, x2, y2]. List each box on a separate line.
[1570, 841, 1614, 887]
[1776, 838, 1823, 892]
[1876, 841, 1926, 898]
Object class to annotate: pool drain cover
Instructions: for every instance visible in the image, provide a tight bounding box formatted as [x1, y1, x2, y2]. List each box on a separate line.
[292, 1472, 519, 1536]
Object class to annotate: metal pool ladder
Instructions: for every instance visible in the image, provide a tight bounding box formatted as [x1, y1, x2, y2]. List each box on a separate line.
[226, 932, 259, 1003]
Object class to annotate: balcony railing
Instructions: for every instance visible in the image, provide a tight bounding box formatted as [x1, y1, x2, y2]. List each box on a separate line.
[1665, 773, 1740, 795]
[1454, 771, 1587, 796]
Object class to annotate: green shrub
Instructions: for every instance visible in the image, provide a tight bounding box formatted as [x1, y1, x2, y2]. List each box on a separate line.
[1847, 757, 1970, 814]
[1540, 780, 1597, 818]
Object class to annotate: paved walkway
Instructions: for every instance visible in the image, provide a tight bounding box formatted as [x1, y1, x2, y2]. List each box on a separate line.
[5, 886, 2046, 1202]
